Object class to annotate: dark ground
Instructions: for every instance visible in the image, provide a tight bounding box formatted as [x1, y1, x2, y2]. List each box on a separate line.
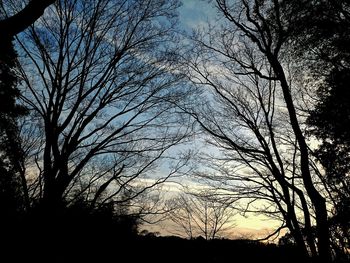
[0, 208, 307, 263]
[3, 229, 306, 263]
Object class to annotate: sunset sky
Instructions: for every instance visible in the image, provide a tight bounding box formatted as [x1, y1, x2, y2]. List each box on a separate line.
[140, 0, 283, 240]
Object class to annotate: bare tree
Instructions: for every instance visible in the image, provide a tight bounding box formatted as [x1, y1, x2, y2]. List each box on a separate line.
[167, 189, 236, 240]
[179, 0, 331, 260]
[15, 0, 189, 213]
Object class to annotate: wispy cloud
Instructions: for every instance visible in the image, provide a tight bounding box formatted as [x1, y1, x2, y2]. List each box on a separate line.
[179, 0, 216, 31]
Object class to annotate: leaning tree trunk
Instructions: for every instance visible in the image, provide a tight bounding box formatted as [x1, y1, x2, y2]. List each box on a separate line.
[269, 54, 331, 262]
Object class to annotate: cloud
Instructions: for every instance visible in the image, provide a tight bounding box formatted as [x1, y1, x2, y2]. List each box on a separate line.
[179, 0, 216, 30]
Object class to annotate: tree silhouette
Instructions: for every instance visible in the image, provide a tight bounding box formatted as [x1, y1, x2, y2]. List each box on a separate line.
[14, 0, 186, 214]
[167, 189, 235, 240]
[179, 0, 334, 260]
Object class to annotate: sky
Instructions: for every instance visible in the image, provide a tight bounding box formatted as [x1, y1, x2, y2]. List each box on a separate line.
[178, 0, 216, 30]
[138, 0, 284, 240]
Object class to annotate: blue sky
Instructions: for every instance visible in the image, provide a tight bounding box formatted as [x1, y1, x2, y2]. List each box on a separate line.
[178, 0, 216, 31]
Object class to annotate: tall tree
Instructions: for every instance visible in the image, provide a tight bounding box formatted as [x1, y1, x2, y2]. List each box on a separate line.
[180, 0, 332, 260]
[14, 0, 188, 214]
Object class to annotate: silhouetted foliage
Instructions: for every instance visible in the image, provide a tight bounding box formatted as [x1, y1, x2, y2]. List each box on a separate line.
[0, 37, 28, 221]
[281, 1, 350, 259]
[2, 197, 141, 263]
[309, 69, 350, 184]
[0, 0, 55, 227]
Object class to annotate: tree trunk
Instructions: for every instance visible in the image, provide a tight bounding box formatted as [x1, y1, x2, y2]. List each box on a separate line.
[269, 54, 331, 261]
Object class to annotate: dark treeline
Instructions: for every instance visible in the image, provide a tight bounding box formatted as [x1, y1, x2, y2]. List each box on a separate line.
[3, 212, 305, 263]
[126, 235, 305, 263]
